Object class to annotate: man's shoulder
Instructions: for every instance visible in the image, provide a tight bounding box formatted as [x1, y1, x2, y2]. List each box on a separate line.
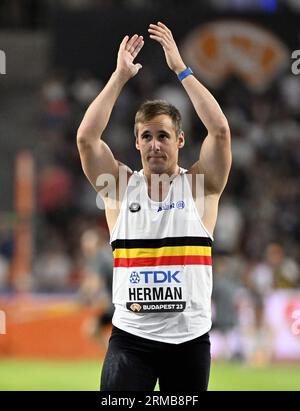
[186, 161, 203, 175]
[116, 161, 133, 174]
[115, 161, 134, 185]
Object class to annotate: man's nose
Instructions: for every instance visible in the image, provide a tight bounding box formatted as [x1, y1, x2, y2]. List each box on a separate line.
[150, 138, 160, 151]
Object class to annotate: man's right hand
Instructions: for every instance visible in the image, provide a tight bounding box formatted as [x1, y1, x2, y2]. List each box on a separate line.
[115, 34, 144, 81]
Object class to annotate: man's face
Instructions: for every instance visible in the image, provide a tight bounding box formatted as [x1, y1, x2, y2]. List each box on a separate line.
[135, 114, 184, 175]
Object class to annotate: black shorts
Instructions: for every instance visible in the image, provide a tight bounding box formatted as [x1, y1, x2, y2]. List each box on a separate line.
[100, 326, 211, 392]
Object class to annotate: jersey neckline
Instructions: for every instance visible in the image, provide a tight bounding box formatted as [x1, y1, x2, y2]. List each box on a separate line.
[138, 167, 186, 205]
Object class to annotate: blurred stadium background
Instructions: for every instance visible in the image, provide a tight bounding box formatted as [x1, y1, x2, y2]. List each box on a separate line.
[1, 0, 300, 391]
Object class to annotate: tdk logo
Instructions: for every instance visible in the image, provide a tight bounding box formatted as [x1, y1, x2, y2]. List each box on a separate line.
[157, 201, 185, 212]
[130, 270, 181, 284]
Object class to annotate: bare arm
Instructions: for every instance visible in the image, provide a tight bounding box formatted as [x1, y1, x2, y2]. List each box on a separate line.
[148, 22, 231, 195]
[77, 34, 144, 191]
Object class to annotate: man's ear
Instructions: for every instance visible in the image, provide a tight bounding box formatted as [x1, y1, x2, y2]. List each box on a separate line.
[178, 132, 185, 149]
[135, 137, 140, 150]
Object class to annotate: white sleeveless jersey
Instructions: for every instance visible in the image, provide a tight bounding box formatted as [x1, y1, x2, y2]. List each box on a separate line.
[110, 168, 213, 344]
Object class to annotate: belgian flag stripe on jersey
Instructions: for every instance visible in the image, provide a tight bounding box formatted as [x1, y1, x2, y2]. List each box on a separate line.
[111, 236, 212, 251]
[112, 236, 212, 268]
[114, 255, 212, 268]
[114, 245, 211, 259]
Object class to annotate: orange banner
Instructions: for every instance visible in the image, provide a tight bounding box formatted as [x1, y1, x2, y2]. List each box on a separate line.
[182, 20, 289, 91]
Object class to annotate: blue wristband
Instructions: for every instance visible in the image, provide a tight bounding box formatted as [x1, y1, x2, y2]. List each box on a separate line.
[177, 67, 193, 81]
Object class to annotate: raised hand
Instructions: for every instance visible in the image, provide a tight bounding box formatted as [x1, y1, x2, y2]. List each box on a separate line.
[148, 22, 186, 74]
[116, 34, 144, 80]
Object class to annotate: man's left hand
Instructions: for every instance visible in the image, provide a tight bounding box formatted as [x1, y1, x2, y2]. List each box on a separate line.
[148, 22, 186, 75]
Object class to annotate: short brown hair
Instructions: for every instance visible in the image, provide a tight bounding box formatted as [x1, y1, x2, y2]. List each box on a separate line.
[134, 100, 182, 137]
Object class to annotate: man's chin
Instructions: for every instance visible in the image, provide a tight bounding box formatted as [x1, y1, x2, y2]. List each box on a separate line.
[148, 164, 167, 175]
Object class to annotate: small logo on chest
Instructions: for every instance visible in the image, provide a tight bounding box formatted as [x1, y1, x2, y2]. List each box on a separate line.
[157, 201, 185, 212]
[129, 202, 141, 212]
